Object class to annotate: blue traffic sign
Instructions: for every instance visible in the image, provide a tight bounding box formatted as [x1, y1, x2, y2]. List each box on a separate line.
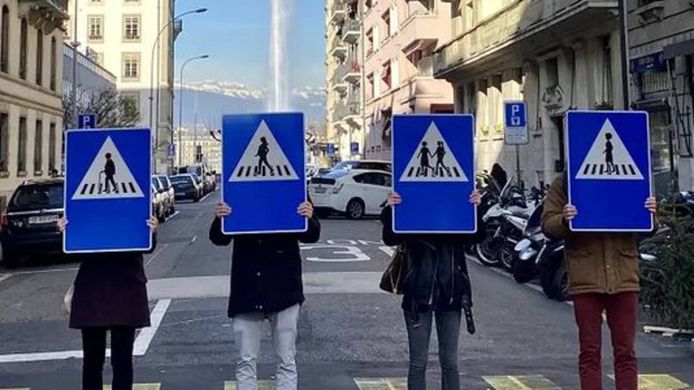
[327, 143, 336, 157]
[64, 128, 152, 253]
[392, 115, 476, 233]
[167, 143, 176, 158]
[566, 111, 653, 232]
[350, 142, 359, 156]
[222, 113, 307, 234]
[78, 114, 98, 129]
[504, 101, 528, 145]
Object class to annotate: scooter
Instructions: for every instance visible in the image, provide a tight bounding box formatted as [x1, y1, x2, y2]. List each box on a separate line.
[512, 198, 545, 283]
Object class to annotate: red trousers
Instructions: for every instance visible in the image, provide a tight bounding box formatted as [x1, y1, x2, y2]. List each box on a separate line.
[573, 292, 638, 390]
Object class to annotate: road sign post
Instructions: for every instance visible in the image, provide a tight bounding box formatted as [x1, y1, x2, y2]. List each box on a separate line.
[566, 111, 653, 231]
[504, 101, 529, 187]
[64, 128, 152, 253]
[77, 114, 98, 129]
[392, 115, 476, 233]
[221, 113, 307, 234]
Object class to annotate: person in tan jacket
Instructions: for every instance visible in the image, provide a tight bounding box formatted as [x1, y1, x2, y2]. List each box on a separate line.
[541, 174, 657, 390]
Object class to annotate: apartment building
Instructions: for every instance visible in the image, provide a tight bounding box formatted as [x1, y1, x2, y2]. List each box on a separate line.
[326, 0, 364, 162]
[66, 0, 176, 173]
[176, 126, 221, 173]
[434, 0, 624, 186]
[363, 0, 453, 160]
[0, 0, 67, 206]
[628, 0, 694, 194]
[62, 41, 116, 108]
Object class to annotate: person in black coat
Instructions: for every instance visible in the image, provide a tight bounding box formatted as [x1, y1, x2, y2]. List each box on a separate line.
[209, 200, 320, 390]
[58, 216, 158, 390]
[381, 191, 485, 390]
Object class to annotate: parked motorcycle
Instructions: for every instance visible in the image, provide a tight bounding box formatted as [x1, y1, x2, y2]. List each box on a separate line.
[512, 198, 545, 283]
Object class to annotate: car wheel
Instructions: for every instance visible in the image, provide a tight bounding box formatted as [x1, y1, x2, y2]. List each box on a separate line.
[553, 262, 570, 302]
[346, 199, 365, 219]
[474, 227, 502, 267]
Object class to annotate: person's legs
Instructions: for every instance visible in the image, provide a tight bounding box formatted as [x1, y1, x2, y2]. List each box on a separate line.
[81, 328, 107, 390]
[605, 292, 638, 390]
[233, 313, 264, 390]
[573, 293, 606, 390]
[404, 310, 433, 390]
[270, 304, 301, 390]
[110, 327, 136, 390]
[435, 310, 462, 390]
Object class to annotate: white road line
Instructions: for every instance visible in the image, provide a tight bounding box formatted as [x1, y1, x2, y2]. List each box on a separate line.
[379, 246, 395, 257]
[145, 244, 169, 268]
[166, 210, 181, 220]
[0, 273, 12, 284]
[133, 299, 171, 356]
[7, 267, 78, 276]
[191, 235, 197, 243]
[199, 192, 213, 203]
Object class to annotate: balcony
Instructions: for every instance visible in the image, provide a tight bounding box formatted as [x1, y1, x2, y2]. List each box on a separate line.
[416, 55, 434, 77]
[19, 0, 69, 32]
[330, 34, 348, 59]
[344, 54, 361, 84]
[399, 8, 441, 57]
[345, 99, 362, 128]
[331, 64, 349, 92]
[434, 0, 618, 79]
[342, 19, 360, 43]
[330, 1, 346, 23]
[635, 0, 665, 25]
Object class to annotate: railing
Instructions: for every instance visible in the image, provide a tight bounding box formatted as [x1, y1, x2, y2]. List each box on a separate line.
[331, 0, 346, 16]
[333, 103, 349, 121]
[343, 19, 360, 36]
[331, 34, 346, 53]
[416, 56, 434, 77]
[332, 64, 349, 86]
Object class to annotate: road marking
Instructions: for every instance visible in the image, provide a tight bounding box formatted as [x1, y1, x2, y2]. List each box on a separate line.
[301, 245, 370, 262]
[6, 267, 78, 276]
[354, 378, 408, 390]
[199, 192, 213, 202]
[608, 374, 689, 389]
[379, 246, 394, 257]
[0, 273, 12, 284]
[166, 210, 181, 220]
[145, 244, 169, 267]
[224, 380, 274, 390]
[0, 387, 30, 390]
[483, 375, 562, 390]
[133, 299, 171, 356]
[104, 385, 160, 390]
[0, 300, 169, 364]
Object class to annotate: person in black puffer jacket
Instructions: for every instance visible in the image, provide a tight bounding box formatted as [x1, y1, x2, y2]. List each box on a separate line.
[381, 190, 485, 390]
[209, 200, 320, 390]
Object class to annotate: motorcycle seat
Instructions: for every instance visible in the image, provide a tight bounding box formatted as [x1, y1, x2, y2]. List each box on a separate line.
[512, 209, 531, 218]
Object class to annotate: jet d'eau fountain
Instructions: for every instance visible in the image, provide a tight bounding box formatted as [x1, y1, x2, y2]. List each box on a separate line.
[269, 0, 292, 111]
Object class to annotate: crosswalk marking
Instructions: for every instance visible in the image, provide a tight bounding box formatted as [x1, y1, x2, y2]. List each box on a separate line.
[608, 374, 689, 390]
[104, 385, 160, 390]
[483, 375, 562, 390]
[224, 380, 274, 390]
[354, 378, 409, 390]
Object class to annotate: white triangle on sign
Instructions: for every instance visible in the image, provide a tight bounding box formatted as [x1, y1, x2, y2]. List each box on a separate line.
[228, 120, 300, 182]
[399, 122, 469, 183]
[576, 119, 644, 180]
[72, 136, 145, 200]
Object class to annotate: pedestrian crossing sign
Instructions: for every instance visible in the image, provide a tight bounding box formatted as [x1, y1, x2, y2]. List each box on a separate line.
[64, 128, 152, 253]
[222, 113, 307, 234]
[566, 111, 653, 232]
[392, 115, 476, 233]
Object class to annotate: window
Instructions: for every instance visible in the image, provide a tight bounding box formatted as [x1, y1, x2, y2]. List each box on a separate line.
[48, 123, 56, 172]
[381, 62, 391, 91]
[382, 10, 391, 38]
[34, 120, 43, 173]
[121, 92, 140, 107]
[94, 52, 104, 65]
[122, 52, 140, 80]
[50, 37, 57, 91]
[88, 16, 104, 41]
[19, 19, 27, 79]
[354, 172, 391, 187]
[0, 112, 8, 171]
[36, 29, 44, 86]
[123, 15, 141, 41]
[1, 6, 9, 73]
[391, 57, 399, 88]
[18, 117, 27, 174]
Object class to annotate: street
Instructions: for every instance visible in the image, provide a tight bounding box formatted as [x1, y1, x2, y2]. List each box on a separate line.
[0, 191, 692, 390]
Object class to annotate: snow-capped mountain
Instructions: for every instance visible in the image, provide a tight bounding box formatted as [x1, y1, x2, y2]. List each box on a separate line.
[173, 81, 326, 127]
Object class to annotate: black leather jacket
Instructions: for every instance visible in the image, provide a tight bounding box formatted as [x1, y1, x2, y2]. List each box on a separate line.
[381, 206, 485, 312]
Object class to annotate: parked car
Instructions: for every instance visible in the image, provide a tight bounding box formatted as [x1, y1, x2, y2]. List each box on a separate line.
[0, 179, 64, 267]
[151, 184, 167, 222]
[331, 160, 392, 173]
[151, 177, 171, 219]
[309, 169, 392, 219]
[190, 173, 205, 197]
[153, 175, 175, 216]
[170, 174, 200, 202]
[179, 164, 215, 194]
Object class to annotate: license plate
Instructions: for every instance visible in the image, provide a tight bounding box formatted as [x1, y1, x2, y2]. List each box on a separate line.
[313, 187, 327, 194]
[28, 215, 59, 225]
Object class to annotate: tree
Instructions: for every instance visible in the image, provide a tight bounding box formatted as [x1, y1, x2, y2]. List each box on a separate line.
[63, 87, 140, 130]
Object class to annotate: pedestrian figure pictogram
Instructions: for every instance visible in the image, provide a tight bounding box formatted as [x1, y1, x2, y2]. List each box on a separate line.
[229, 120, 299, 182]
[72, 136, 144, 200]
[575, 119, 643, 180]
[400, 122, 468, 182]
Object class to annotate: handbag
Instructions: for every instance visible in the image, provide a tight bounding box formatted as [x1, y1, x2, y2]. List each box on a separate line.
[379, 244, 407, 294]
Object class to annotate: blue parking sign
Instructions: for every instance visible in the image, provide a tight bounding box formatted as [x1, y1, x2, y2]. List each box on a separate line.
[78, 114, 98, 129]
[64, 128, 152, 253]
[222, 113, 307, 234]
[566, 111, 653, 232]
[393, 115, 476, 233]
[504, 101, 528, 145]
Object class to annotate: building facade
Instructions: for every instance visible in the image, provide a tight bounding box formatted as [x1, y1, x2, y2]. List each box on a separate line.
[66, 0, 176, 173]
[434, 0, 625, 187]
[62, 41, 116, 107]
[326, 0, 364, 162]
[0, 0, 67, 206]
[175, 126, 221, 174]
[628, 0, 694, 195]
[363, 0, 453, 161]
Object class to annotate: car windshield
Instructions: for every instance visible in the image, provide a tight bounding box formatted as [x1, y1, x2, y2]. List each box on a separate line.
[151, 178, 162, 190]
[170, 176, 192, 185]
[157, 176, 171, 189]
[9, 184, 64, 211]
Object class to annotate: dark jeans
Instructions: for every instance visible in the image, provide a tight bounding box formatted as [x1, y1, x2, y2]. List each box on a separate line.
[82, 327, 136, 390]
[404, 310, 461, 390]
[573, 292, 638, 390]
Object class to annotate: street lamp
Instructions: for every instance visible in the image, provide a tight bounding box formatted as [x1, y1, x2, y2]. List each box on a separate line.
[177, 54, 210, 167]
[148, 7, 207, 164]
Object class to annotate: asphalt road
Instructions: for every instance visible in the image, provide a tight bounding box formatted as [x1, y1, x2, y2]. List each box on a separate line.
[0, 191, 692, 390]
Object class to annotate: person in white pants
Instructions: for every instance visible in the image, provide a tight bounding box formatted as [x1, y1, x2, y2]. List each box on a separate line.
[209, 201, 321, 390]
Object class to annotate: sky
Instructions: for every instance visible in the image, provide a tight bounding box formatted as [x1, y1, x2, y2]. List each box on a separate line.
[174, 0, 326, 91]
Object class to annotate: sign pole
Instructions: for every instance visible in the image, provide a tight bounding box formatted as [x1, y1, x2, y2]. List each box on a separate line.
[515, 144, 522, 188]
